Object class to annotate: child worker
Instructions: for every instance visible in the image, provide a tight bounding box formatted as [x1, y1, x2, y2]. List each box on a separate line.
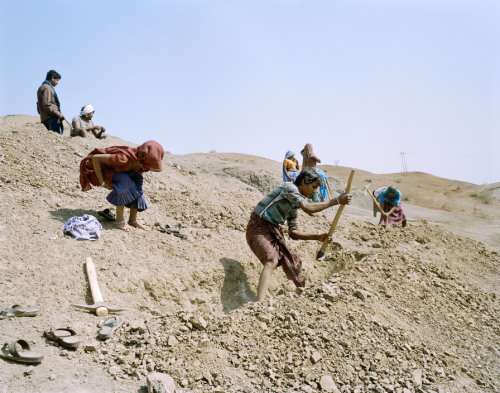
[79, 140, 164, 230]
[246, 167, 351, 301]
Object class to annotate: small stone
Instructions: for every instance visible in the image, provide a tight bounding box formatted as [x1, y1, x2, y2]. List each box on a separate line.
[311, 352, 322, 364]
[24, 366, 35, 376]
[319, 375, 340, 392]
[413, 369, 422, 387]
[130, 320, 147, 333]
[109, 366, 121, 376]
[49, 374, 57, 380]
[84, 343, 99, 352]
[257, 313, 272, 324]
[167, 335, 178, 347]
[190, 316, 207, 330]
[147, 372, 176, 393]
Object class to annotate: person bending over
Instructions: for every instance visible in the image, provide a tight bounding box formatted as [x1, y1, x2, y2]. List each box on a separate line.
[246, 167, 351, 301]
[377, 186, 407, 227]
[79, 141, 164, 230]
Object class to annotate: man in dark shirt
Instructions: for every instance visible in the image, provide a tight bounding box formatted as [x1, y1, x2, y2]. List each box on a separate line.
[36, 70, 65, 134]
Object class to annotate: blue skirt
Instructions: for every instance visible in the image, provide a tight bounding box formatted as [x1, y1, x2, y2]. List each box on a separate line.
[106, 172, 147, 211]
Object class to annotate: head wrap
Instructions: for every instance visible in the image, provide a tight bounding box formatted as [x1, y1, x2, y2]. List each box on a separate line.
[285, 150, 295, 159]
[300, 143, 321, 169]
[387, 186, 397, 193]
[136, 140, 164, 172]
[80, 104, 94, 116]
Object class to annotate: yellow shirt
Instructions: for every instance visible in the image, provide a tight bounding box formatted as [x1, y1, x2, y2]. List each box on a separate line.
[284, 158, 297, 170]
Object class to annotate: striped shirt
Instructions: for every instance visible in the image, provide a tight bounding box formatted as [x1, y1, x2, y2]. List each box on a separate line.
[253, 183, 306, 232]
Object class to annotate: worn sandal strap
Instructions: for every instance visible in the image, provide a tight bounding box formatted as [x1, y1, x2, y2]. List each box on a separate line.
[8, 340, 30, 357]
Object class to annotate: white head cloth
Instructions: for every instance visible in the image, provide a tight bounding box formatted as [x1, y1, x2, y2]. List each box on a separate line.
[80, 104, 94, 116]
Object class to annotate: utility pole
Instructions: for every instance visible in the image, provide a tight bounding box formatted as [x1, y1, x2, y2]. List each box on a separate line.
[400, 152, 408, 172]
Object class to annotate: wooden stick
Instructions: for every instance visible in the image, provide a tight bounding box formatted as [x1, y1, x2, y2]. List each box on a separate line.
[85, 257, 108, 317]
[365, 185, 385, 214]
[316, 169, 355, 261]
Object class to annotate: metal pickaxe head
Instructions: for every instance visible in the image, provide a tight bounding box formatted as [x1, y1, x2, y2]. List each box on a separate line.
[71, 302, 125, 314]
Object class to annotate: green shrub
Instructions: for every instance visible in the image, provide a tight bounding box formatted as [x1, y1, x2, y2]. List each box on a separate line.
[479, 192, 492, 205]
[394, 178, 402, 184]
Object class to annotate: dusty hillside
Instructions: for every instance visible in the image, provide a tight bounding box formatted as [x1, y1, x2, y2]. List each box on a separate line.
[0, 115, 499, 393]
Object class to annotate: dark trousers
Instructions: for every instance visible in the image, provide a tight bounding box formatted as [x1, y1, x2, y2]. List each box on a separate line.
[42, 117, 63, 135]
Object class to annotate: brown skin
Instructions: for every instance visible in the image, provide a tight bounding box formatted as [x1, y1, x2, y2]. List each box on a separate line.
[72, 111, 106, 138]
[91, 154, 147, 231]
[257, 181, 352, 301]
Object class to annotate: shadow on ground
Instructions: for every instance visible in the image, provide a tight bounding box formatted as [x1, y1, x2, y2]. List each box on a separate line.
[219, 258, 256, 313]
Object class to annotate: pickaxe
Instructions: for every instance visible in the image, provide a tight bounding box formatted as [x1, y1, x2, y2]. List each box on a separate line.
[364, 184, 385, 215]
[72, 257, 125, 316]
[316, 169, 355, 261]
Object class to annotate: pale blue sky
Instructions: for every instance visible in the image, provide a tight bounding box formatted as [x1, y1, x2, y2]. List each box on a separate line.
[1, 0, 499, 184]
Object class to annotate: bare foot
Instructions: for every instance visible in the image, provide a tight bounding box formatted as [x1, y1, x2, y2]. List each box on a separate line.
[128, 220, 149, 230]
[114, 220, 130, 231]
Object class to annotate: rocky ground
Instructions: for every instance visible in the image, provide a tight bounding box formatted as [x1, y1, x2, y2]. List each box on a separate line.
[0, 115, 499, 393]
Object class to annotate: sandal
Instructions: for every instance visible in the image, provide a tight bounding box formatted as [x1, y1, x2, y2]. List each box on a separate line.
[44, 328, 81, 348]
[0, 305, 39, 320]
[98, 316, 123, 340]
[0, 340, 44, 364]
[98, 208, 115, 221]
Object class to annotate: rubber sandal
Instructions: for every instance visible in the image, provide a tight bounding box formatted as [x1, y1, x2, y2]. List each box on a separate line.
[98, 208, 116, 221]
[44, 328, 81, 348]
[165, 224, 181, 234]
[98, 316, 123, 340]
[0, 305, 39, 320]
[0, 340, 44, 364]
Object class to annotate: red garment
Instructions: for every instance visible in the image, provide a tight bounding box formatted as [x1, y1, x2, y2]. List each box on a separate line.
[79, 140, 164, 191]
[300, 143, 321, 169]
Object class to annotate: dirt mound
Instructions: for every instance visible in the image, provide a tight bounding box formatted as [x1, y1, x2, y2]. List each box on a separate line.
[0, 115, 499, 392]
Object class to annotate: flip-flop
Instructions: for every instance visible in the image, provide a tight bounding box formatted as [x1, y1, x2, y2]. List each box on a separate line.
[0, 305, 40, 320]
[0, 340, 44, 364]
[98, 208, 116, 221]
[98, 316, 123, 340]
[44, 328, 81, 348]
[163, 224, 182, 234]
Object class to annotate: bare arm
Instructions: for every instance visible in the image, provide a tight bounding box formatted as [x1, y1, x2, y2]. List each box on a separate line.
[289, 229, 331, 242]
[91, 154, 112, 188]
[299, 192, 351, 214]
[283, 162, 292, 181]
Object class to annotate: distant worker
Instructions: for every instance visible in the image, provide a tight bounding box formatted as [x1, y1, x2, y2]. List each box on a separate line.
[282, 151, 300, 182]
[72, 104, 107, 139]
[36, 70, 65, 135]
[300, 143, 330, 202]
[246, 167, 352, 301]
[377, 186, 407, 227]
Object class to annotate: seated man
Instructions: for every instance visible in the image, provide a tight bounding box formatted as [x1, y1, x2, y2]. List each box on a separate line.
[71, 104, 106, 139]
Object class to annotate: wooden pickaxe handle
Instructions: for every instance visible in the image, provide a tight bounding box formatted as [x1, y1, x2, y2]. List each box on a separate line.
[86, 257, 108, 316]
[316, 169, 355, 260]
[365, 185, 385, 214]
